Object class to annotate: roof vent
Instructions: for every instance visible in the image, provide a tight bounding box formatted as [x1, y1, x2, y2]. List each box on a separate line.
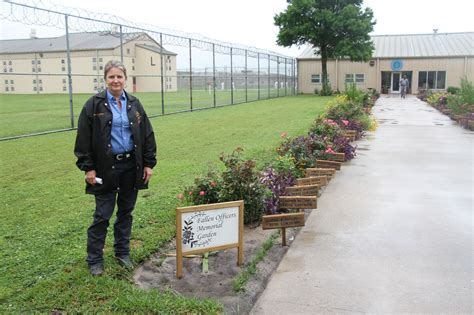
[433, 29, 438, 35]
[30, 29, 38, 39]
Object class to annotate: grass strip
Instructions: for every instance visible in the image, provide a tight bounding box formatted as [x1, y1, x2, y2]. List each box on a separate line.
[232, 232, 280, 293]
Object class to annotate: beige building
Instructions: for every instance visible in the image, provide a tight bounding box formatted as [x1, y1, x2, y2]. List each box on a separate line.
[0, 31, 177, 94]
[297, 32, 474, 94]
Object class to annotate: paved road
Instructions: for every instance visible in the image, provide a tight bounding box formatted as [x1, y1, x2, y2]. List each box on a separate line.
[251, 95, 473, 314]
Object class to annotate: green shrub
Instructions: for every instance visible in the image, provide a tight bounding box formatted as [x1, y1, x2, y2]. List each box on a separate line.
[447, 86, 460, 94]
[219, 148, 266, 225]
[183, 169, 222, 205]
[447, 77, 474, 115]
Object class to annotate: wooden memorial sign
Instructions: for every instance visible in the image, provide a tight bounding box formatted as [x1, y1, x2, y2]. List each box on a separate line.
[279, 196, 317, 210]
[285, 184, 319, 196]
[316, 159, 342, 170]
[296, 176, 327, 187]
[262, 212, 305, 230]
[176, 200, 244, 278]
[305, 167, 336, 179]
[344, 130, 357, 141]
[325, 152, 345, 162]
[262, 212, 305, 246]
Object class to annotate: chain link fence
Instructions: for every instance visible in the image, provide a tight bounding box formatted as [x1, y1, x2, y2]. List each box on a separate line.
[0, 0, 296, 140]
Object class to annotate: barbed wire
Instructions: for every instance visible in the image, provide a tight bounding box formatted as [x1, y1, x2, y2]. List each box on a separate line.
[1, 0, 293, 62]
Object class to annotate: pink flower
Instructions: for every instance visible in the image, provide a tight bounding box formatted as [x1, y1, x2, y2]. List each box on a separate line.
[188, 191, 193, 196]
[210, 181, 217, 187]
[280, 132, 288, 138]
[177, 193, 184, 200]
[342, 120, 349, 126]
[325, 147, 336, 154]
[199, 191, 206, 196]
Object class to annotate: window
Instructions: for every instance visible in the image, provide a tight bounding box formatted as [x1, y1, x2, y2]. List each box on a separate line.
[62, 67, 66, 72]
[345, 74, 354, 83]
[10, 80, 14, 84]
[34, 87, 37, 91]
[355, 74, 365, 83]
[39, 87, 43, 91]
[37, 60, 41, 65]
[3, 68, 6, 73]
[37, 67, 41, 72]
[99, 58, 103, 62]
[93, 78, 97, 83]
[5, 87, 9, 92]
[8, 61, 12, 65]
[93, 66, 97, 71]
[10, 87, 14, 91]
[39, 79, 42, 84]
[61, 59, 65, 64]
[9, 68, 12, 72]
[2, 61, 6, 65]
[99, 66, 103, 70]
[92, 57, 97, 63]
[63, 86, 67, 91]
[32, 68, 36, 72]
[132, 58, 135, 64]
[33, 79, 36, 84]
[127, 48, 130, 54]
[132, 66, 135, 71]
[62, 78, 66, 84]
[345, 73, 364, 84]
[168, 66, 171, 71]
[32, 60, 35, 64]
[418, 71, 446, 90]
[4, 80, 8, 84]
[311, 74, 321, 83]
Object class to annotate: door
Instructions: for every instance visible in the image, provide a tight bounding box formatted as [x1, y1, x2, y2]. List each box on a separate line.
[391, 72, 401, 93]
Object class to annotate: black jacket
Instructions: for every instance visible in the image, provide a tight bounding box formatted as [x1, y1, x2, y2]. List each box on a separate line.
[74, 90, 157, 194]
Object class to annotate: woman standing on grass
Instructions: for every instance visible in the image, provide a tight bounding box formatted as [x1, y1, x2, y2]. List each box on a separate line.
[74, 60, 157, 276]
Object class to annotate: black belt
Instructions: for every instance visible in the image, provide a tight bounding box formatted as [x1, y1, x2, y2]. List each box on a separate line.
[113, 151, 134, 161]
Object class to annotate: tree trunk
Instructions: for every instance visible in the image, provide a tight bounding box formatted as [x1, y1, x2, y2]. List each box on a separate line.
[321, 48, 329, 95]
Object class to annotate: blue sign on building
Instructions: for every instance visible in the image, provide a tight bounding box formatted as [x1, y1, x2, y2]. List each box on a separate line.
[391, 59, 403, 71]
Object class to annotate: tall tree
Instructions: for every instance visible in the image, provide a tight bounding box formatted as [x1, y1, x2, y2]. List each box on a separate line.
[275, 0, 375, 94]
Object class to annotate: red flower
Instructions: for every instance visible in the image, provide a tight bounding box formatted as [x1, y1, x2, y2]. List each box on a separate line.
[188, 191, 193, 196]
[210, 181, 217, 187]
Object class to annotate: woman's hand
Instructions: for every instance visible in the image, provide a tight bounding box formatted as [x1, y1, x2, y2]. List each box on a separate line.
[143, 167, 153, 184]
[85, 170, 97, 185]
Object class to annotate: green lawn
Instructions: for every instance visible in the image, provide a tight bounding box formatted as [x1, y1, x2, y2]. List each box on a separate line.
[0, 94, 331, 312]
[0, 88, 289, 138]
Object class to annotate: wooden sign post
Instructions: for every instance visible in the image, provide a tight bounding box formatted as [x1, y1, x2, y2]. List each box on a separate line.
[296, 176, 327, 187]
[285, 184, 319, 196]
[262, 212, 305, 246]
[175, 200, 244, 279]
[316, 159, 342, 170]
[305, 168, 336, 179]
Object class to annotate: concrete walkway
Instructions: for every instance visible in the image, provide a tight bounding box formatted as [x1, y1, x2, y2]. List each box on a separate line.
[251, 95, 473, 314]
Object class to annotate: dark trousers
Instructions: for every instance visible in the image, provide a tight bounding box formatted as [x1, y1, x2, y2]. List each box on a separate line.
[86, 158, 138, 266]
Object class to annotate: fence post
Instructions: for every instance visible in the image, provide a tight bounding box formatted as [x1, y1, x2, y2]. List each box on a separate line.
[285, 57, 288, 96]
[230, 47, 234, 105]
[277, 56, 280, 97]
[257, 52, 260, 100]
[293, 58, 296, 94]
[245, 49, 248, 102]
[268, 54, 270, 99]
[189, 38, 193, 111]
[160, 33, 165, 115]
[213, 43, 216, 108]
[119, 25, 124, 63]
[65, 15, 74, 129]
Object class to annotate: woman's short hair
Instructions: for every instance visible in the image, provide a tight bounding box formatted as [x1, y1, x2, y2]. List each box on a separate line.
[103, 60, 127, 79]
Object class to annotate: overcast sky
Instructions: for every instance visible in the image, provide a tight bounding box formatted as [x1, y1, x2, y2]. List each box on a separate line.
[1, 0, 473, 57]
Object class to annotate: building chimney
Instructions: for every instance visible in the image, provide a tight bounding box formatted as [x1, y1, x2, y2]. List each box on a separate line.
[30, 29, 38, 39]
[433, 29, 438, 35]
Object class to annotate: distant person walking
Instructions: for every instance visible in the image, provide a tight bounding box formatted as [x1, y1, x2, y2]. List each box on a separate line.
[400, 75, 409, 98]
[74, 60, 157, 276]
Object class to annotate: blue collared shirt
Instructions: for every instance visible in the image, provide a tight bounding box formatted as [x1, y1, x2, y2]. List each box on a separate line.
[106, 90, 134, 154]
